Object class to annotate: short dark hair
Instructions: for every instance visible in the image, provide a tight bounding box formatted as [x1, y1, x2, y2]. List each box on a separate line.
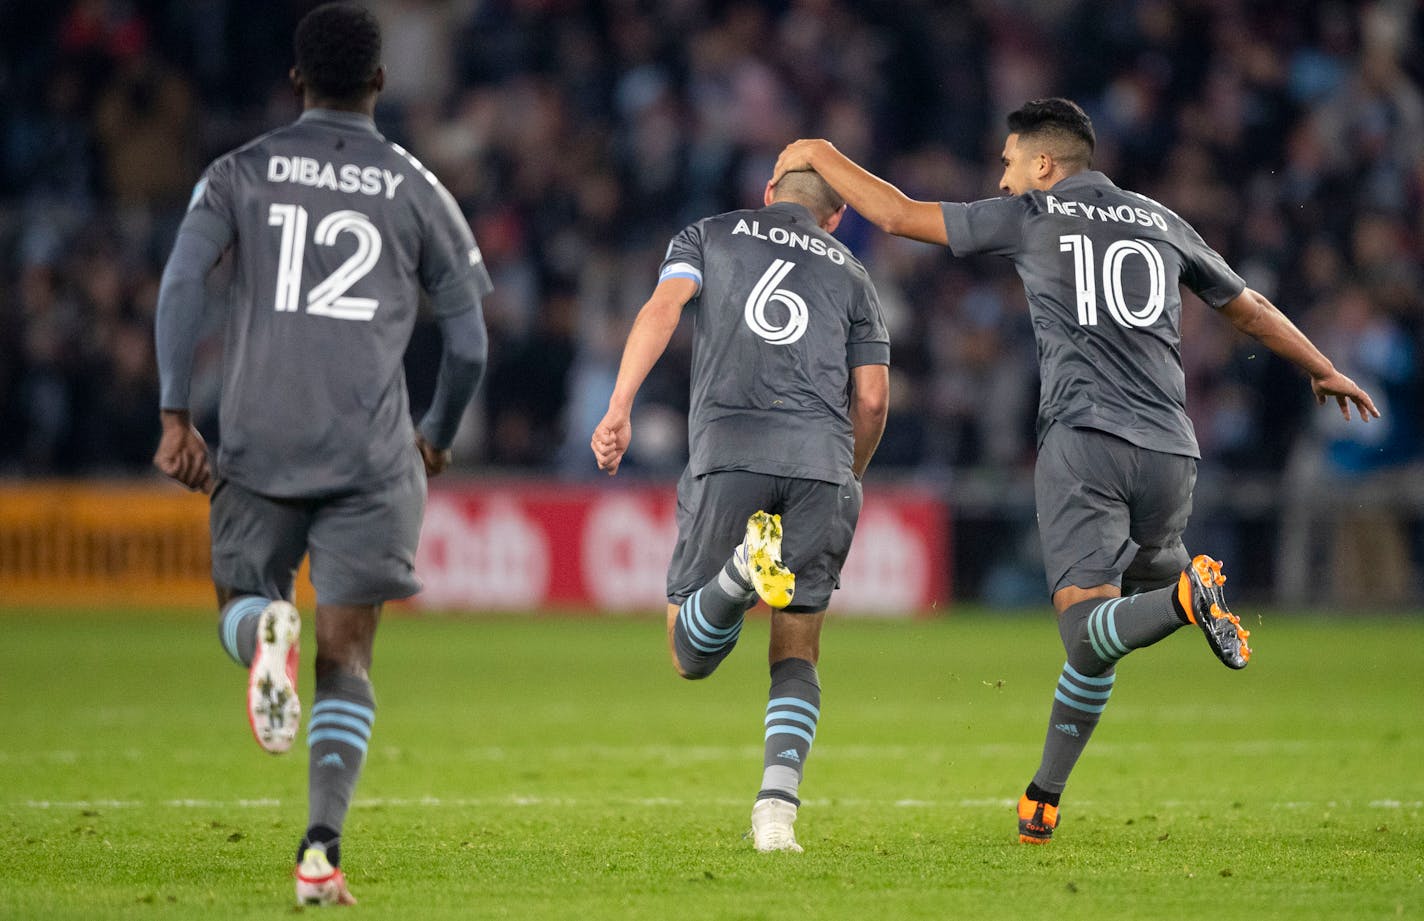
[1007, 98, 1095, 169]
[772, 170, 845, 222]
[294, 3, 382, 103]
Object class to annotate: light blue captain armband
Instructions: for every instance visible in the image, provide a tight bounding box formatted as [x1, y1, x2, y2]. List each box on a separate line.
[659, 262, 702, 292]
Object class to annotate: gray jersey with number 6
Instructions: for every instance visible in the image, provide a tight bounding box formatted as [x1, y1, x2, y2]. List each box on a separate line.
[941, 170, 1245, 459]
[177, 109, 491, 497]
[658, 201, 889, 485]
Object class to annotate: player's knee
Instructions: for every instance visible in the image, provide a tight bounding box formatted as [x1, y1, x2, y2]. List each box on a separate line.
[1057, 601, 1116, 676]
[1063, 644, 1113, 678]
[672, 654, 715, 681]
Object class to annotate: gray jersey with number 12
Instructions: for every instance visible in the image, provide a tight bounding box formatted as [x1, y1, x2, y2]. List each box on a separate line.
[183, 109, 492, 497]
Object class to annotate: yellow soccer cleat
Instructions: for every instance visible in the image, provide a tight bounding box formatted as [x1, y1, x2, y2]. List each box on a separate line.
[744, 511, 796, 609]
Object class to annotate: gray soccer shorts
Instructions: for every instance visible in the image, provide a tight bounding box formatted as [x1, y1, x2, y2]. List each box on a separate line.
[666, 469, 863, 613]
[1035, 423, 1196, 597]
[210, 453, 426, 606]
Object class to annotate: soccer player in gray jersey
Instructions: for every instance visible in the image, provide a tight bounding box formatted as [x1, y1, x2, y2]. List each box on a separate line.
[774, 98, 1378, 843]
[591, 170, 890, 853]
[151, 3, 490, 905]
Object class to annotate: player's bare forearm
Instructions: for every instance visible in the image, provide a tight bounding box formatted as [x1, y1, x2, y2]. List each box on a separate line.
[1221, 287, 1380, 422]
[1221, 288, 1331, 376]
[773, 140, 948, 245]
[606, 278, 695, 413]
[592, 277, 696, 475]
[851, 410, 886, 479]
[849, 363, 890, 479]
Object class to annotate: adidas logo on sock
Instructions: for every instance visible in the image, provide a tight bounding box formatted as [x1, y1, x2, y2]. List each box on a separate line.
[1053, 723, 1080, 738]
[776, 749, 801, 763]
[317, 752, 347, 769]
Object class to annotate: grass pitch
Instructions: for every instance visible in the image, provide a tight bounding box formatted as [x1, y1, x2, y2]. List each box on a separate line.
[1, 607, 1420, 920]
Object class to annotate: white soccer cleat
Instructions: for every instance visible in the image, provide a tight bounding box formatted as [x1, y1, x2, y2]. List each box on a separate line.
[743, 511, 796, 609]
[751, 798, 804, 853]
[248, 601, 301, 754]
[295, 846, 356, 906]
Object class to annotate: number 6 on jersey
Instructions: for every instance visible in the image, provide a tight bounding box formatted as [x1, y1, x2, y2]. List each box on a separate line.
[269, 203, 383, 321]
[745, 258, 809, 345]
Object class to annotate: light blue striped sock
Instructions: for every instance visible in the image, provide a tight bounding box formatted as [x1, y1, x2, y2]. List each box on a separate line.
[759, 658, 820, 805]
[307, 671, 375, 841]
[1032, 660, 1116, 795]
[1084, 597, 1132, 663]
[671, 583, 750, 679]
[1113, 586, 1187, 649]
[217, 596, 269, 666]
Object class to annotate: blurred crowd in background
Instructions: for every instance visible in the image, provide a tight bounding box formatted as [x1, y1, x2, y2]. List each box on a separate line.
[2, 0, 1422, 598]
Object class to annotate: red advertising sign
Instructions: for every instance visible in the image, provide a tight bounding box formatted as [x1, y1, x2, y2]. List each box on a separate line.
[414, 482, 949, 616]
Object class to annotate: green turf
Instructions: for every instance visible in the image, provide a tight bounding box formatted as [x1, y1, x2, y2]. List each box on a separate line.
[1, 607, 1421, 920]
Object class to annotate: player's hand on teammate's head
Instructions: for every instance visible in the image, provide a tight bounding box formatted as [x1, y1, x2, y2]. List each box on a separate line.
[591, 411, 632, 476]
[771, 139, 833, 188]
[415, 433, 452, 476]
[153, 411, 214, 493]
[1311, 369, 1381, 423]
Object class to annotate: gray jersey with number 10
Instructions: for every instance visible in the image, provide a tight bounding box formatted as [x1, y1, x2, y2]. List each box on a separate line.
[942, 170, 1245, 459]
[183, 109, 492, 497]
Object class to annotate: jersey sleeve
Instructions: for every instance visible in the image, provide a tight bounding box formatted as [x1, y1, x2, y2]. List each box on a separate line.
[419, 180, 494, 317]
[847, 276, 891, 368]
[657, 222, 705, 293]
[940, 196, 1028, 258]
[183, 156, 238, 250]
[1177, 222, 1246, 309]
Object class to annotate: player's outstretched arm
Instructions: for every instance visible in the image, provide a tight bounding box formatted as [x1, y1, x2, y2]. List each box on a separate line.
[849, 363, 890, 479]
[772, 140, 948, 245]
[1219, 287, 1380, 422]
[592, 277, 698, 476]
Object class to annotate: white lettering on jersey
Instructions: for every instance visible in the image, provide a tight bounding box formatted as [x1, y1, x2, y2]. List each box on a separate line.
[733, 218, 846, 265]
[1046, 194, 1168, 231]
[266, 156, 405, 200]
[1060, 233, 1167, 328]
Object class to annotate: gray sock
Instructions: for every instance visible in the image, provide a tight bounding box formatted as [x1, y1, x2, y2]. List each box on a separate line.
[1031, 597, 1119, 794]
[1030, 586, 1187, 794]
[307, 671, 375, 842]
[1086, 586, 1186, 659]
[217, 595, 267, 666]
[1030, 658, 1115, 794]
[671, 559, 754, 679]
[758, 657, 820, 805]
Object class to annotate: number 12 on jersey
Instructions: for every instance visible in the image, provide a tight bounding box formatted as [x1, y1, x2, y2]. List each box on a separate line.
[1059, 233, 1166, 329]
[268, 203, 383, 321]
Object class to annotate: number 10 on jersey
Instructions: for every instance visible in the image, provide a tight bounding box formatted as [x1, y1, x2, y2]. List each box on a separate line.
[269, 203, 383, 321]
[1059, 233, 1166, 329]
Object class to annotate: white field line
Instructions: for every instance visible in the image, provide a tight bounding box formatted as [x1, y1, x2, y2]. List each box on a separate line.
[11, 796, 1421, 811]
[0, 738, 1348, 765]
